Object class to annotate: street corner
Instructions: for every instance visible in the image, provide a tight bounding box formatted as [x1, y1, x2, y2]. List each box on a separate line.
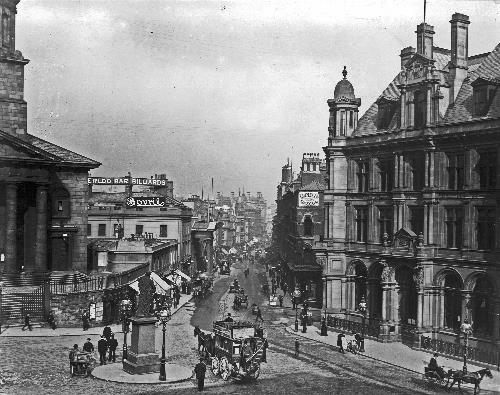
[91, 362, 193, 384]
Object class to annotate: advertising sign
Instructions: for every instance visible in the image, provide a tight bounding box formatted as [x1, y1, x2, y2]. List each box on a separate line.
[298, 191, 320, 207]
[88, 177, 168, 186]
[125, 196, 166, 208]
[232, 327, 255, 339]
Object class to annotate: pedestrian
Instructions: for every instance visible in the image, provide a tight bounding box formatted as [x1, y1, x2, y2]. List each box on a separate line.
[194, 358, 207, 391]
[282, 282, 288, 296]
[291, 296, 296, 310]
[337, 333, 345, 353]
[278, 294, 284, 307]
[262, 337, 269, 363]
[83, 337, 94, 353]
[69, 344, 79, 374]
[294, 338, 300, 358]
[224, 313, 234, 322]
[97, 335, 108, 365]
[108, 333, 118, 362]
[354, 332, 363, 351]
[82, 311, 89, 331]
[320, 317, 328, 336]
[47, 311, 57, 330]
[255, 306, 264, 322]
[103, 325, 112, 340]
[21, 313, 32, 331]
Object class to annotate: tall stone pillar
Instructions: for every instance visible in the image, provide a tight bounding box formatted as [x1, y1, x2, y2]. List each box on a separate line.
[5, 183, 17, 273]
[327, 279, 333, 310]
[206, 239, 214, 274]
[34, 185, 48, 272]
[323, 278, 327, 309]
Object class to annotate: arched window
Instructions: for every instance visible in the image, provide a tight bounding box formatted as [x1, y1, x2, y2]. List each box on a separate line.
[52, 188, 70, 218]
[303, 216, 313, 236]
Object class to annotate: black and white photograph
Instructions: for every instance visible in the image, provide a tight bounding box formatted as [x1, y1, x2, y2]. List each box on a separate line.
[0, 0, 499, 393]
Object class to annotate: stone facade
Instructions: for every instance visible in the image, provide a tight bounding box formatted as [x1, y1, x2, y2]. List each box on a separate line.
[317, 13, 500, 349]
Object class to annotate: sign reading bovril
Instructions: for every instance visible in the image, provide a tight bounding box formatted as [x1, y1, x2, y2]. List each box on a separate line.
[298, 191, 320, 207]
[125, 196, 166, 208]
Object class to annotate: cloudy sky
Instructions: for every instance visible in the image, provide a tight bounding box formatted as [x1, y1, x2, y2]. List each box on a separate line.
[17, 0, 499, 202]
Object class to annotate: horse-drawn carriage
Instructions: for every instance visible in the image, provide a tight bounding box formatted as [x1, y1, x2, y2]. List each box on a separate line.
[422, 364, 493, 394]
[233, 292, 248, 310]
[195, 321, 266, 381]
[229, 279, 240, 293]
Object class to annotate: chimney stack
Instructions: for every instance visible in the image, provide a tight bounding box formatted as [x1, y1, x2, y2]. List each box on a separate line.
[449, 13, 470, 105]
[416, 23, 435, 58]
[400, 46, 416, 70]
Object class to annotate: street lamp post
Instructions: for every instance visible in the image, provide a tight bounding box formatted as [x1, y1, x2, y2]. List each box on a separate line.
[359, 297, 367, 352]
[120, 299, 132, 361]
[294, 303, 299, 332]
[159, 307, 172, 381]
[461, 318, 472, 373]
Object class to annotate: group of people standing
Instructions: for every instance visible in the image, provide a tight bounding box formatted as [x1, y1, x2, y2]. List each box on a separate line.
[76, 325, 119, 366]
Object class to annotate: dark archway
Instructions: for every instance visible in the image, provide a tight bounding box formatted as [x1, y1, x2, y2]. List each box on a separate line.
[471, 276, 494, 337]
[396, 266, 418, 325]
[367, 262, 384, 319]
[354, 262, 367, 309]
[443, 272, 462, 331]
[303, 215, 313, 236]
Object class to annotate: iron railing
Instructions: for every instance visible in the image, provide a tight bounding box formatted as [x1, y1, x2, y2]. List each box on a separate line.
[420, 335, 500, 370]
[49, 276, 106, 294]
[326, 315, 381, 338]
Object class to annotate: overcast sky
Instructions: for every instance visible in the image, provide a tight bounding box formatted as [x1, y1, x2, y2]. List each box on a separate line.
[17, 0, 500, 202]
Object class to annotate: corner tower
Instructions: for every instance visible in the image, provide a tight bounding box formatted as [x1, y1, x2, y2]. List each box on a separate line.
[0, 0, 28, 135]
[319, 67, 361, 313]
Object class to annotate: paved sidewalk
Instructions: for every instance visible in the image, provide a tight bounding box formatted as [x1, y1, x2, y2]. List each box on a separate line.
[0, 293, 192, 338]
[285, 323, 500, 393]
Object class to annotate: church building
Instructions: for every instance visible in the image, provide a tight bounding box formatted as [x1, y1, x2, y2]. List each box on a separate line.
[316, 13, 500, 351]
[0, 0, 100, 282]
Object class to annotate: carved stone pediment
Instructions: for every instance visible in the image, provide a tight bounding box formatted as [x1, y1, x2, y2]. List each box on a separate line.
[402, 53, 436, 84]
[393, 227, 417, 249]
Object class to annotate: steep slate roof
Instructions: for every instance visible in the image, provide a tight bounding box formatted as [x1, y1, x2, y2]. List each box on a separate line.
[0, 130, 100, 167]
[353, 43, 500, 136]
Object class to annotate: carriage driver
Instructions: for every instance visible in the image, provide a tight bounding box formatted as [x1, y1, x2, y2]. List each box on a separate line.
[428, 353, 446, 379]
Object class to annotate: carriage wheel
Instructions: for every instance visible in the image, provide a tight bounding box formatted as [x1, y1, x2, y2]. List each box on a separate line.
[211, 357, 220, 376]
[220, 357, 231, 381]
[249, 364, 260, 380]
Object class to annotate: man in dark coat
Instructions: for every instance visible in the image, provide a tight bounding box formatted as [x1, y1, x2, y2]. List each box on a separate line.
[337, 333, 345, 353]
[194, 358, 207, 391]
[255, 307, 264, 322]
[47, 311, 57, 330]
[103, 325, 112, 340]
[108, 333, 118, 362]
[82, 311, 89, 331]
[224, 313, 234, 322]
[22, 313, 32, 331]
[83, 338, 94, 353]
[428, 353, 445, 378]
[97, 335, 108, 365]
[262, 338, 269, 363]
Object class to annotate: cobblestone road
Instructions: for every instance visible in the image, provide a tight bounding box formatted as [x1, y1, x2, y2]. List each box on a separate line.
[0, 262, 490, 394]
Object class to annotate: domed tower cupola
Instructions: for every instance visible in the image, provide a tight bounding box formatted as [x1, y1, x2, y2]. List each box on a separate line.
[327, 66, 361, 139]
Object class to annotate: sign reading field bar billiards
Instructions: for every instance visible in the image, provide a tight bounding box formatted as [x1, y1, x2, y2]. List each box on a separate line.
[125, 196, 166, 208]
[87, 177, 168, 186]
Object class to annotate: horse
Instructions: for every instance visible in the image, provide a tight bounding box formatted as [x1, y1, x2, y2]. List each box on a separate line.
[446, 368, 493, 394]
[193, 326, 208, 355]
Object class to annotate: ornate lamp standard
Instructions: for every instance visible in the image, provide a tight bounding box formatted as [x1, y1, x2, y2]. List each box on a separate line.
[461, 318, 473, 373]
[120, 299, 132, 360]
[158, 306, 172, 381]
[359, 297, 367, 352]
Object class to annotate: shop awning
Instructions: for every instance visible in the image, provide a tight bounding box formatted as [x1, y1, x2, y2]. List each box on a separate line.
[165, 274, 182, 286]
[129, 271, 172, 294]
[175, 269, 191, 282]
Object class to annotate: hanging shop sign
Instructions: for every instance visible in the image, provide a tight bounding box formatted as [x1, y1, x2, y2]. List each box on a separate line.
[88, 177, 168, 186]
[125, 196, 166, 208]
[298, 191, 320, 207]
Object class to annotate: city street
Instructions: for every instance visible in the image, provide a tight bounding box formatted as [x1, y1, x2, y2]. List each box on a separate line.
[2, 260, 488, 394]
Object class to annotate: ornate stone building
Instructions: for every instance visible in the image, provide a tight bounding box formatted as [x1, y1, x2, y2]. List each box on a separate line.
[0, 0, 100, 280]
[316, 13, 500, 349]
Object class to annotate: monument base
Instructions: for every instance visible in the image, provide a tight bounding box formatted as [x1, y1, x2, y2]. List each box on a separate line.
[122, 316, 159, 375]
[123, 352, 160, 374]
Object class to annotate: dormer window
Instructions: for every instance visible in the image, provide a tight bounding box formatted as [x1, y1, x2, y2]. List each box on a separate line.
[414, 89, 427, 128]
[473, 83, 497, 117]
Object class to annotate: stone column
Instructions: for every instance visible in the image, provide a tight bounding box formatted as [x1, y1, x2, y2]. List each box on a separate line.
[5, 183, 17, 273]
[206, 239, 214, 274]
[439, 289, 445, 329]
[34, 185, 48, 272]
[323, 278, 327, 309]
[327, 279, 333, 310]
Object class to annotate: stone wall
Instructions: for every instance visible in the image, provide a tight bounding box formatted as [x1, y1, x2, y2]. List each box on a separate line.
[50, 289, 104, 327]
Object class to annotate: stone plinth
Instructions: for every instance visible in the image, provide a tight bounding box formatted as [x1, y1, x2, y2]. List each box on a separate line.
[122, 316, 159, 374]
